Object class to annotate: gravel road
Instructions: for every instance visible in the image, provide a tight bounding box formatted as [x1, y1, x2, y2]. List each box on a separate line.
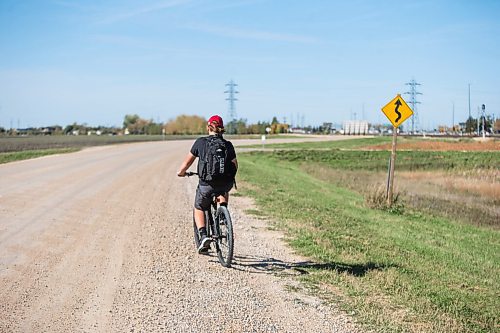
[0, 138, 361, 333]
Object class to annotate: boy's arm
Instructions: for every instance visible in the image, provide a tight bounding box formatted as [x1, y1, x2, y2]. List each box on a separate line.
[177, 153, 196, 176]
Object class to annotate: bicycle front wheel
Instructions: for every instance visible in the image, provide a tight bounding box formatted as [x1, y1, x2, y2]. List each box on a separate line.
[215, 205, 234, 267]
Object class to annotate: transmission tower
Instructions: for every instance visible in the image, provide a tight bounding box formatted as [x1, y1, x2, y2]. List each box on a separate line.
[224, 80, 239, 134]
[404, 78, 422, 133]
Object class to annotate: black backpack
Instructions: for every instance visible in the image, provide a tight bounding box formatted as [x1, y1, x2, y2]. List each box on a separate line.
[199, 136, 234, 182]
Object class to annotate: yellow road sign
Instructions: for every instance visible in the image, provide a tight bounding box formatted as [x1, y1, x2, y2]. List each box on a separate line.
[381, 94, 413, 128]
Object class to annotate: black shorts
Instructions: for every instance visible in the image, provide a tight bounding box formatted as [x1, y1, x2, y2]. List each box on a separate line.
[194, 182, 233, 210]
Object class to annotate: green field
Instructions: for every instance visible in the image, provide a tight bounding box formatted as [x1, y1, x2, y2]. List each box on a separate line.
[0, 148, 80, 164]
[237, 138, 499, 332]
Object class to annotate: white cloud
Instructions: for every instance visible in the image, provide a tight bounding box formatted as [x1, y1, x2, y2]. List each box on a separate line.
[96, 0, 192, 24]
[185, 23, 320, 44]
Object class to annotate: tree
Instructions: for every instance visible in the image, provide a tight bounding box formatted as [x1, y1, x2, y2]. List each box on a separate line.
[494, 118, 500, 134]
[123, 114, 163, 135]
[270, 123, 289, 134]
[144, 121, 163, 135]
[129, 118, 150, 134]
[235, 119, 248, 134]
[225, 120, 238, 135]
[64, 122, 87, 135]
[164, 115, 206, 135]
[246, 121, 270, 134]
[123, 114, 140, 129]
[465, 116, 476, 134]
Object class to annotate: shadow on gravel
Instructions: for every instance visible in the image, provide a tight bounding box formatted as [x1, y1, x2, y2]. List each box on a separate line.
[232, 255, 397, 277]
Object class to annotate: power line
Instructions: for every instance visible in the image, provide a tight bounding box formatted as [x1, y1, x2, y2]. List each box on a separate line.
[404, 78, 422, 133]
[224, 79, 239, 134]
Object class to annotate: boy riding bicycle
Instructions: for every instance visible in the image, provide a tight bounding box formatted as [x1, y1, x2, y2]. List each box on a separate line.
[177, 115, 238, 253]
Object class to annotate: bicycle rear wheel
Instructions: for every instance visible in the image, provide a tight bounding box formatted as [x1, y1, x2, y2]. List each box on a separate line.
[215, 205, 234, 267]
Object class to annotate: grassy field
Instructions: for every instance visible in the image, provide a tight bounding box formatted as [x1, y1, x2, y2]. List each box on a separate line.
[0, 148, 80, 164]
[237, 137, 499, 332]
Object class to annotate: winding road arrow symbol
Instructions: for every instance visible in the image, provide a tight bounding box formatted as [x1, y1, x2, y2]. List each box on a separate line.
[394, 99, 402, 123]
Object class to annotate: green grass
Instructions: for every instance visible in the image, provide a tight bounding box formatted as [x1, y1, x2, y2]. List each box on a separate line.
[237, 151, 499, 332]
[246, 149, 499, 172]
[0, 148, 80, 164]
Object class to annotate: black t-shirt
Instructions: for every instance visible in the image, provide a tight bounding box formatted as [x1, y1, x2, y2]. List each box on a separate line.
[190, 135, 237, 186]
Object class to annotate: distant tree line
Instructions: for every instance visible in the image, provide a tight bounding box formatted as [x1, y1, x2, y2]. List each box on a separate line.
[123, 114, 163, 135]
[462, 115, 495, 134]
[1, 113, 498, 136]
[160, 115, 291, 135]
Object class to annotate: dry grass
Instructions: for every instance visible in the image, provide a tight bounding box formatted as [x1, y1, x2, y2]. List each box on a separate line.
[301, 164, 500, 228]
[367, 138, 500, 152]
[400, 170, 499, 200]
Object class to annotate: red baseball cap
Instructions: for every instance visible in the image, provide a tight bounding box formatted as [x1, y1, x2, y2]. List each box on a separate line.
[207, 115, 224, 128]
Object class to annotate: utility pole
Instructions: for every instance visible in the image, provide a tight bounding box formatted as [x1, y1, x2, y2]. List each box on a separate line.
[482, 104, 486, 138]
[404, 78, 422, 134]
[224, 80, 239, 134]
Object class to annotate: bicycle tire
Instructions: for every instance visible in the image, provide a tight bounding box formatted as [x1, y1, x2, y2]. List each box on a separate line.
[214, 205, 234, 267]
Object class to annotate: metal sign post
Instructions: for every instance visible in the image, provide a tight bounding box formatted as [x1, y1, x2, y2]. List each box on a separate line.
[387, 126, 398, 205]
[381, 94, 413, 206]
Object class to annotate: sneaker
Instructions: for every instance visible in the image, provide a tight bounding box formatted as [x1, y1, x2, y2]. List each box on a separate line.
[198, 236, 211, 253]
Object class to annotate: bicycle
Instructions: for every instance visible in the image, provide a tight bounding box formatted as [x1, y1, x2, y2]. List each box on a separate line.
[185, 171, 234, 268]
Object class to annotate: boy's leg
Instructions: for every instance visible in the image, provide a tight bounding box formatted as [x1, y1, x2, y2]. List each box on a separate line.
[194, 184, 213, 253]
[194, 208, 205, 229]
[194, 184, 211, 229]
[217, 193, 229, 205]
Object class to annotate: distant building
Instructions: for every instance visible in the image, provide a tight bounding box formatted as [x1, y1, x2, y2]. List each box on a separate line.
[343, 120, 369, 135]
[289, 127, 306, 134]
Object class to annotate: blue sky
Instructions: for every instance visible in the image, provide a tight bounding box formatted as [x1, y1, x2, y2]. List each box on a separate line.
[1, 0, 499, 130]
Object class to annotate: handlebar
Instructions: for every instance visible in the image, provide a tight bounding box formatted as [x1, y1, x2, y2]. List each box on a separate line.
[185, 171, 198, 177]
